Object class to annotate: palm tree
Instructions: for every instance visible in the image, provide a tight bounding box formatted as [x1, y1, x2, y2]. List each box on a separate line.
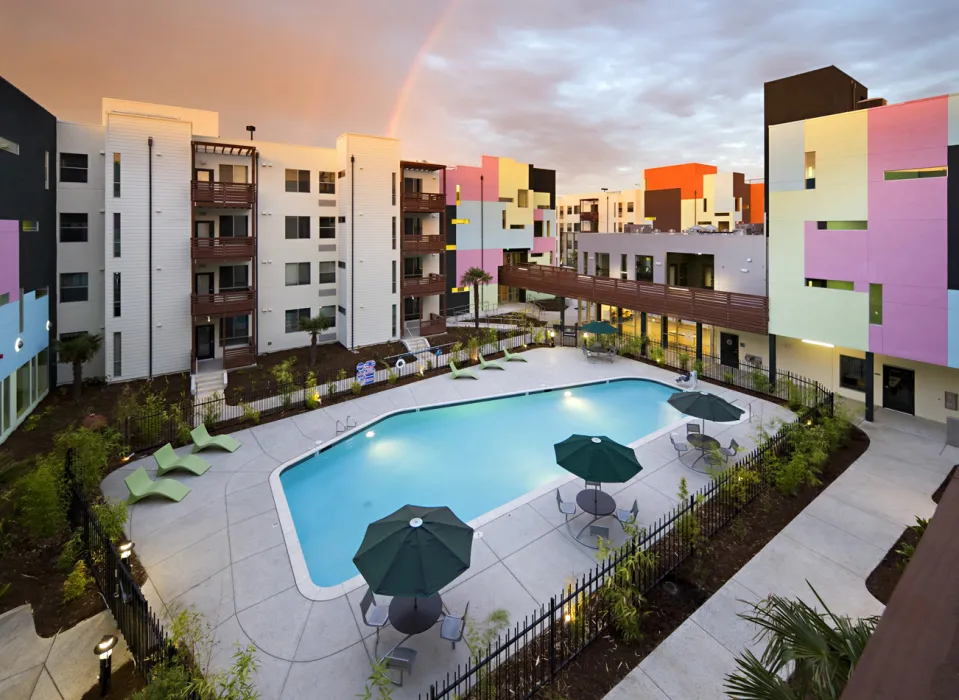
[725, 583, 879, 700]
[299, 315, 332, 365]
[55, 332, 103, 401]
[460, 267, 493, 330]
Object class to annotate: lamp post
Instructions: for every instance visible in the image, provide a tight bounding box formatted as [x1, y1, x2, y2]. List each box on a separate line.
[95, 634, 118, 697]
[245, 125, 256, 141]
[117, 540, 134, 603]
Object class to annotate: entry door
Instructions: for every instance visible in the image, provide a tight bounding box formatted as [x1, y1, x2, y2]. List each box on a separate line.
[720, 332, 739, 368]
[883, 365, 915, 415]
[195, 273, 214, 295]
[195, 221, 213, 239]
[195, 324, 215, 360]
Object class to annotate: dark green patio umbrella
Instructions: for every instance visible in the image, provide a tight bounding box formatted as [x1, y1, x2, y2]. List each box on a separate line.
[353, 505, 473, 597]
[580, 320, 618, 335]
[554, 434, 643, 483]
[667, 390, 744, 431]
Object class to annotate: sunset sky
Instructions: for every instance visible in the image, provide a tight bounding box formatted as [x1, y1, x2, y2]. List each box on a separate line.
[3, 0, 957, 193]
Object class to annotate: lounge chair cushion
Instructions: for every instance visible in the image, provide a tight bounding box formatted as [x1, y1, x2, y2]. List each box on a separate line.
[154, 443, 211, 476]
[125, 467, 191, 504]
[191, 424, 241, 453]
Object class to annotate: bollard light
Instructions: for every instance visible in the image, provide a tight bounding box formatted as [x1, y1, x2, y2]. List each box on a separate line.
[95, 634, 118, 697]
[117, 540, 134, 560]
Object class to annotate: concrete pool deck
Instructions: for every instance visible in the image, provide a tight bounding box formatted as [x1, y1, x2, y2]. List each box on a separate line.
[101, 346, 795, 699]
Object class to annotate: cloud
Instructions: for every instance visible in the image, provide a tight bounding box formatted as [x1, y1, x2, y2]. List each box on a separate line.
[2, 0, 957, 194]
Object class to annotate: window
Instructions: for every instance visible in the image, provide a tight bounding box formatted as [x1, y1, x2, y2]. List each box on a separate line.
[318, 171, 336, 194]
[455, 184, 461, 205]
[392, 172, 397, 205]
[620, 254, 628, 280]
[392, 216, 396, 249]
[219, 164, 248, 183]
[338, 305, 346, 314]
[806, 278, 854, 290]
[392, 303, 397, 337]
[635, 255, 653, 282]
[60, 273, 88, 302]
[112, 273, 121, 317]
[285, 216, 310, 239]
[392, 261, 397, 293]
[219, 215, 249, 237]
[319, 217, 335, 239]
[337, 170, 346, 178]
[319, 261, 336, 284]
[805, 151, 816, 189]
[573, 205, 580, 214]
[219, 265, 249, 290]
[0, 293, 8, 307]
[284, 308, 310, 333]
[320, 305, 336, 329]
[870, 284, 883, 325]
[16, 361, 30, 417]
[839, 355, 866, 392]
[627, 201, 634, 213]
[0, 136, 20, 156]
[595, 253, 610, 278]
[113, 213, 121, 257]
[285, 262, 310, 286]
[502, 210, 507, 229]
[113, 153, 121, 197]
[617, 203, 623, 217]
[338, 215, 346, 224]
[582, 251, 588, 273]
[517, 190, 529, 208]
[60, 153, 88, 183]
[59, 213, 88, 242]
[21, 221, 39, 232]
[703, 198, 708, 212]
[815, 221, 868, 230]
[222, 315, 250, 346]
[285, 169, 310, 193]
[884, 167, 947, 180]
[113, 333, 122, 377]
[558, 208, 564, 219]
[573, 222, 580, 232]
[0, 376, 8, 434]
[37, 349, 48, 398]
[44, 151, 49, 189]
[338, 261, 346, 269]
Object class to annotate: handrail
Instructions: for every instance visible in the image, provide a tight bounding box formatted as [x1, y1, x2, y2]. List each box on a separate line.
[191, 180, 255, 207]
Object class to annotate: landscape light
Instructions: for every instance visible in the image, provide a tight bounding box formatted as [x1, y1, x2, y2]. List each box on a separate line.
[95, 634, 119, 696]
[117, 540, 134, 560]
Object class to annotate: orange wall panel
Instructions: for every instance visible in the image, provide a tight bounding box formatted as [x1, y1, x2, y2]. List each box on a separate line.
[644, 163, 718, 200]
[748, 182, 765, 223]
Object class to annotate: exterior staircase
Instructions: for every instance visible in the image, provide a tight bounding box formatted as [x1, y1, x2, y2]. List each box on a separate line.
[194, 366, 226, 404]
[402, 336, 431, 355]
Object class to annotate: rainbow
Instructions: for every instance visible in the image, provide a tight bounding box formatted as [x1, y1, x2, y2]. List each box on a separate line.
[386, 0, 461, 138]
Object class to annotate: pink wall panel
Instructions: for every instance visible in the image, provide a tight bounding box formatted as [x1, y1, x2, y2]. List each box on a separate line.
[867, 148, 949, 183]
[455, 248, 503, 285]
[444, 157, 500, 205]
[534, 208, 544, 221]
[854, 281, 870, 293]
[867, 96, 948, 155]
[532, 236, 557, 256]
[880, 302, 948, 366]
[868, 174, 947, 221]
[803, 222, 868, 282]
[0, 220, 19, 300]
[884, 284, 948, 308]
[867, 219, 946, 288]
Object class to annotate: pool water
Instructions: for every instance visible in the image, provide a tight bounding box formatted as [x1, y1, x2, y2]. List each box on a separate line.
[279, 378, 683, 587]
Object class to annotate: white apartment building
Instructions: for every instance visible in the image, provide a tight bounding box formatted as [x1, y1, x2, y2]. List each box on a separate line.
[55, 99, 405, 385]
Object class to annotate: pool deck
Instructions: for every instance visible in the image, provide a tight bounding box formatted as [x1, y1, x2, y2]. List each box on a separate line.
[101, 346, 795, 699]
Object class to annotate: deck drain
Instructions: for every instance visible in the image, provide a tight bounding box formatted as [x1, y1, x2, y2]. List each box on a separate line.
[663, 581, 679, 596]
[474, 532, 484, 539]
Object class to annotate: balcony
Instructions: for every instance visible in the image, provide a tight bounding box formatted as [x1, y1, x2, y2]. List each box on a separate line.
[402, 273, 445, 297]
[192, 181, 256, 208]
[191, 290, 255, 317]
[223, 342, 256, 370]
[419, 313, 447, 336]
[403, 234, 447, 255]
[192, 237, 255, 262]
[402, 192, 446, 213]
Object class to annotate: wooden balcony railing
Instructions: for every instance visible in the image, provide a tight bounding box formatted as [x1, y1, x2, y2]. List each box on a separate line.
[499, 264, 769, 335]
[191, 237, 255, 261]
[402, 273, 445, 297]
[419, 313, 447, 336]
[223, 342, 256, 370]
[402, 192, 446, 213]
[192, 181, 256, 208]
[191, 290, 255, 317]
[402, 234, 447, 255]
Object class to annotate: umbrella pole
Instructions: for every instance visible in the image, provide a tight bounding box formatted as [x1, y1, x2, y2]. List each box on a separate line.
[414, 597, 418, 610]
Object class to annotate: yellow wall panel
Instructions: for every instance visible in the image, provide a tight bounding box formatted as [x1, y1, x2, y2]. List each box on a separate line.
[534, 191, 550, 208]
[804, 110, 867, 159]
[499, 157, 533, 227]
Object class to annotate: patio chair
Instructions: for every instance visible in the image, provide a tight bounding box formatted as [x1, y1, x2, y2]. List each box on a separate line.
[676, 371, 698, 389]
[124, 467, 191, 504]
[584, 480, 602, 490]
[582, 345, 595, 363]
[383, 647, 417, 686]
[439, 601, 469, 649]
[589, 524, 610, 543]
[154, 443, 211, 476]
[359, 588, 390, 640]
[719, 438, 740, 463]
[478, 352, 505, 370]
[555, 489, 577, 522]
[503, 347, 528, 362]
[670, 434, 690, 459]
[686, 423, 701, 436]
[190, 424, 241, 453]
[449, 361, 478, 380]
[616, 499, 639, 527]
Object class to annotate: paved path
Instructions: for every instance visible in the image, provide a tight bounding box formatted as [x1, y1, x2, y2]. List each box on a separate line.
[0, 606, 132, 700]
[604, 410, 957, 700]
[100, 346, 794, 699]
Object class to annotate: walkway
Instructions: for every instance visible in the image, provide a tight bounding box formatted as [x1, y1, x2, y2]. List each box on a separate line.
[100, 347, 793, 699]
[604, 410, 957, 700]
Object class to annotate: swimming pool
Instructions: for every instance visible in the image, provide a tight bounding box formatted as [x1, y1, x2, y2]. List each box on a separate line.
[277, 378, 684, 589]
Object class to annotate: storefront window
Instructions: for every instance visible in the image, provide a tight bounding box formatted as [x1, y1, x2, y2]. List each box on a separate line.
[16, 361, 30, 417]
[37, 349, 49, 397]
[1, 377, 9, 433]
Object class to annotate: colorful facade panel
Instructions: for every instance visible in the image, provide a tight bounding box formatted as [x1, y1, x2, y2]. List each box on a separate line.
[0, 220, 18, 301]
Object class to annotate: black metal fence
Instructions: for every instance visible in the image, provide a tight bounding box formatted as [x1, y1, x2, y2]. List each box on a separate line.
[420, 386, 835, 699]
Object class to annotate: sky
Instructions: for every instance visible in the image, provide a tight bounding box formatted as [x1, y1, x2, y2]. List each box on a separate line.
[3, 0, 958, 194]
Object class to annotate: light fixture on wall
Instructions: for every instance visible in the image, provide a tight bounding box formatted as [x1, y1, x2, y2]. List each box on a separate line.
[801, 339, 835, 348]
[15, 338, 23, 352]
[46, 320, 51, 331]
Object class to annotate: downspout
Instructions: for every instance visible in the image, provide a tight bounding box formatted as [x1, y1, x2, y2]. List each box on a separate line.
[350, 155, 355, 349]
[148, 136, 154, 379]
[480, 175, 484, 271]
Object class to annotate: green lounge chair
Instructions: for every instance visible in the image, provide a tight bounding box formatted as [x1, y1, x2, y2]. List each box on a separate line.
[190, 424, 241, 453]
[478, 352, 505, 370]
[154, 443, 211, 476]
[449, 361, 478, 380]
[124, 467, 191, 504]
[503, 347, 528, 362]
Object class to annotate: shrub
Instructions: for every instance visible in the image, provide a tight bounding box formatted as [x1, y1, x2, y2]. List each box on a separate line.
[63, 560, 93, 603]
[54, 427, 123, 500]
[91, 500, 128, 543]
[325, 378, 336, 397]
[304, 391, 320, 410]
[451, 341, 463, 362]
[115, 384, 179, 448]
[749, 369, 770, 393]
[467, 336, 480, 361]
[895, 516, 930, 569]
[240, 402, 261, 424]
[692, 359, 704, 375]
[648, 345, 665, 364]
[677, 352, 690, 371]
[723, 370, 735, 384]
[201, 392, 223, 426]
[675, 478, 704, 549]
[532, 328, 545, 345]
[596, 521, 656, 642]
[131, 662, 192, 700]
[387, 370, 397, 386]
[58, 531, 82, 572]
[351, 381, 362, 396]
[17, 459, 66, 540]
[359, 658, 394, 700]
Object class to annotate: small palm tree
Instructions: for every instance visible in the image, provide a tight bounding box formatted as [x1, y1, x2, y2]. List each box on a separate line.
[55, 332, 103, 401]
[725, 582, 879, 700]
[460, 267, 493, 330]
[299, 315, 332, 366]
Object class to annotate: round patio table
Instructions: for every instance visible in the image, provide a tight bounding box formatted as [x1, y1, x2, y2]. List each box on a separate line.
[686, 434, 720, 472]
[389, 594, 444, 635]
[573, 489, 617, 549]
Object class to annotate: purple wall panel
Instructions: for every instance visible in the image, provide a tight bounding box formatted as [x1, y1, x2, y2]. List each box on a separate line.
[804, 222, 868, 282]
[456, 248, 503, 285]
[445, 157, 500, 205]
[881, 302, 947, 366]
[867, 218, 947, 288]
[0, 220, 19, 300]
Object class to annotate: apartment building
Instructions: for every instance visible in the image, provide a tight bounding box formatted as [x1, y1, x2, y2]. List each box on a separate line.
[556, 164, 764, 264]
[0, 78, 57, 444]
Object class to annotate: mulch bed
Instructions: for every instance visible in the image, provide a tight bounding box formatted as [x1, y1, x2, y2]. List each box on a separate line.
[516, 426, 871, 700]
[79, 660, 145, 700]
[865, 465, 956, 605]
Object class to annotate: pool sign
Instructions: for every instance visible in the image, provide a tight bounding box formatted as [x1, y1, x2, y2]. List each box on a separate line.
[356, 360, 376, 387]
